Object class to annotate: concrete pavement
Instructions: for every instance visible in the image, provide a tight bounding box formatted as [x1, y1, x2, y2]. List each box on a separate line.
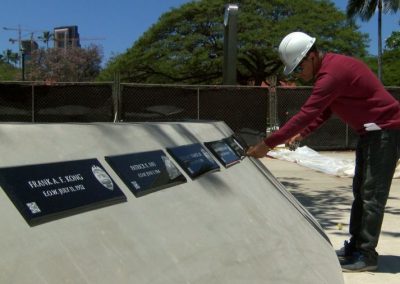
[261, 151, 400, 284]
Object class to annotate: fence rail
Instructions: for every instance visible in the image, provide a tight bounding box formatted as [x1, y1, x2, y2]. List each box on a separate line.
[1, 81, 399, 150]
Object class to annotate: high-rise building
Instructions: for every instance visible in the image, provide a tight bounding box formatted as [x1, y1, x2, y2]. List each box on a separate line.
[21, 40, 39, 55]
[54, 26, 80, 48]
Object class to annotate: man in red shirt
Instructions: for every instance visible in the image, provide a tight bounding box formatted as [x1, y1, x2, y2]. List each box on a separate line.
[247, 32, 400, 272]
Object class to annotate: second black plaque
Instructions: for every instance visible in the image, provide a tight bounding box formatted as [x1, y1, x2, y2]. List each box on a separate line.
[105, 150, 187, 197]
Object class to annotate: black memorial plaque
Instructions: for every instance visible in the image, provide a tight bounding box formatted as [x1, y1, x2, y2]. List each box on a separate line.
[166, 143, 220, 179]
[204, 140, 241, 168]
[105, 150, 187, 197]
[223, 133, 249, 159]
[0, 159, 126, 226]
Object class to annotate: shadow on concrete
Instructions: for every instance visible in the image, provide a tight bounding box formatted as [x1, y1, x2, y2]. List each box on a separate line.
[384, 205, 400, 216]
[381, 231, 400, 238]
[280, 179, 303, 190]
[278, 177, 353, 229]
[280, 177, 400, 225]
[278, 174, 400, 261]
[377, 255, 400, 273]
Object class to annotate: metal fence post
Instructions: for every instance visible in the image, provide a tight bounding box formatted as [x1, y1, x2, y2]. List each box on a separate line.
[112, 72, 121, 122]
[267, 76, 278, 136]
[197, 87, 200, 120]
[31, 83, 35, 122]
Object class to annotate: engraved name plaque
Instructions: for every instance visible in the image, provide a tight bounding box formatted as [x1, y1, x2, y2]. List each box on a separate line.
[204, 140, 241, 168]
[223, 133, 249, 159]
[105, 150, 186, 197]
[167, 143, 220, 179]
[0, 159, 126, 226]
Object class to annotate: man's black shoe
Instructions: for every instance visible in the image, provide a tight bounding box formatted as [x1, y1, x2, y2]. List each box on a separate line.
[336, 240, 356, 258]
[341, 253, 378, 272]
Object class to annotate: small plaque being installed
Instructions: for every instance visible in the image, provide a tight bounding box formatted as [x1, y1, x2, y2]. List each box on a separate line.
[0, 159, 126, 226]
[223, 133, 249, 159]
[105, 150, 186, 197]
[204, 140, 241, 168]
[167, 143, 220, 179]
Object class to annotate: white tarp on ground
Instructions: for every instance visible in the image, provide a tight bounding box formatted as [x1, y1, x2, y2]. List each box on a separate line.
[268, 146, 400, 178]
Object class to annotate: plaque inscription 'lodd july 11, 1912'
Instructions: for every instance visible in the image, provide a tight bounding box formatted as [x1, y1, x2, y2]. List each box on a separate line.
[0, 158, 126, 226]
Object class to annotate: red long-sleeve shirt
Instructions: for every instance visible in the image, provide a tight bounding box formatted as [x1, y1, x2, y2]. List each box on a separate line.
[264, 53, 400, 148]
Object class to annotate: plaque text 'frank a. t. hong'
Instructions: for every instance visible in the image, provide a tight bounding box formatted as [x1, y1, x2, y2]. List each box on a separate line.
[105, 150, 187, 197]
[0, 159, 126, 226]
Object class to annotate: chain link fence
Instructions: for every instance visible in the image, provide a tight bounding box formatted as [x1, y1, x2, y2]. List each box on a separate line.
[0, 83, 33, 122]
[0, 82, 114, 122]
[275, 86, 358, 150]
[0, 81, 399, 150]
[120, 84, 267, 144]
[275, 87, 400, 150]
[34, 83, 114, 122]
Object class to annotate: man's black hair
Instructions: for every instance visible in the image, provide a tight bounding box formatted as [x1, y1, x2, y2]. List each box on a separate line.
[308, 44, 318, 53]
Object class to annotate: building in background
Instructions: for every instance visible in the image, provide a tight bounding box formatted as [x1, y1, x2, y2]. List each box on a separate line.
[54, 26, 80, 49]
[21, 40, 38, 56]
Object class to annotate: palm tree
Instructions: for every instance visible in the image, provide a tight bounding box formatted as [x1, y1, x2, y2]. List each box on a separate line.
[38, 31, 54, 48]
[2, 49, 19, 65]
[347, 0, 400, 81]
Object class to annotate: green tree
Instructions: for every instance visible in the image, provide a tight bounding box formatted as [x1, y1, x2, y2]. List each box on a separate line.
[381, 48, 400, 85]
[0, 61, 19, 80]
[26, 45, 103, 82]
[347, 0, 400, 81]
[385, 30, 400, 49]
[363, 29, 400, 86]
[381, 29, 400, 85]
[1, 49, 19, 66]
[99, 0, 367, 85]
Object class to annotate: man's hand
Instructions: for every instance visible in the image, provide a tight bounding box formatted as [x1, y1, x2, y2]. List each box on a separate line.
[246, 141, 270, 158]
[285, 134, 303, 151]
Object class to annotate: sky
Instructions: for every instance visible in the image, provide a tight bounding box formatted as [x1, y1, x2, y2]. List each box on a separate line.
[1, 0, 399, 66]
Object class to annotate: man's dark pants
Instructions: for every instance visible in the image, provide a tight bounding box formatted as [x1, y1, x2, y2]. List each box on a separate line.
[350, 129, 400, 261]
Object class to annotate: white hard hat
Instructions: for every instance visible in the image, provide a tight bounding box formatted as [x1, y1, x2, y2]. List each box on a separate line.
[278, 32, 316, 75]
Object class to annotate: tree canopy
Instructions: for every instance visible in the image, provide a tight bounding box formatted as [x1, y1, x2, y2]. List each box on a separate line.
[0, 61, 19, 81]
[26, 45, 103, 82]
[381, 30, 400, 85]
[385, 30, 400, 50]
[362, 28, 400, 86]
[98, 0, 368, 85]
[1, 49, 19, 66]
[347, 0, 400, 81]
[347, 0, 400, 21]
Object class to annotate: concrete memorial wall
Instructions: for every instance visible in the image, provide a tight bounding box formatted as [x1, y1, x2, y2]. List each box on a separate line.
[0, 121, 343, 284]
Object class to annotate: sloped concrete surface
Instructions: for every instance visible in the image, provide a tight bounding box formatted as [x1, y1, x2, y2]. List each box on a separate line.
[0, 122, 343, 284]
